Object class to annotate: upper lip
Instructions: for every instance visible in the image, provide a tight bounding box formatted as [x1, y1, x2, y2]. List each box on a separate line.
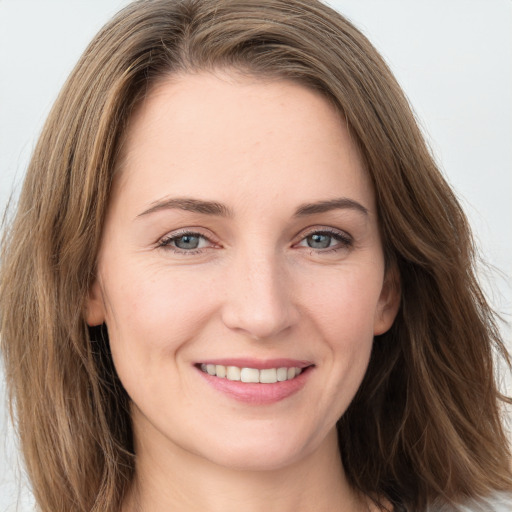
[196, 358, 314, 370]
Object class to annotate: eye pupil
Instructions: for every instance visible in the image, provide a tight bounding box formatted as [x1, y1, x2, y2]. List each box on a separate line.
[307, 233, 331, 249]
[175, 235, 200, 250]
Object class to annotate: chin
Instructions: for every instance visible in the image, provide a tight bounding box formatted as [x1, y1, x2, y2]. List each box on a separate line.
[207, 446, 307, 472]
[196, 426, 330, 473]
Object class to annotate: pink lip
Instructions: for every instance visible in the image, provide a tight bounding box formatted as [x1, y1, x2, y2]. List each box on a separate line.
[195, 359, 314, 405]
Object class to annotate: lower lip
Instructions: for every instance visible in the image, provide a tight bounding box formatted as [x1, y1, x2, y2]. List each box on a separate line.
[196, 367, 312, 404]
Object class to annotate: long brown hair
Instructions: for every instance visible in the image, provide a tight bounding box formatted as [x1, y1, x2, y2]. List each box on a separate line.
[1, 1, 510, 510]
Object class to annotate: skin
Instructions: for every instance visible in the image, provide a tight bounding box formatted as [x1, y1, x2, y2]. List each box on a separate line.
[86, 71, 400, 512]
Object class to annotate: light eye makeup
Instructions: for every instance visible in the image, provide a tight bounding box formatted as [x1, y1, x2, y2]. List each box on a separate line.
[156, 226, 353, 256]
[157, 229, 218, 255]
[294, 227, 353, 254]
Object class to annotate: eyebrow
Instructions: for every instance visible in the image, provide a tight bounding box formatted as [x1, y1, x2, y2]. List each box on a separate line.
[136, 196, 368, 219]
[294, 198, 369, 217]
[137, 197, 232, 218]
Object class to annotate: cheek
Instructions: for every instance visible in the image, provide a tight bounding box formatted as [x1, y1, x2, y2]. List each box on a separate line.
[303, 265, 383, 339]
[101, 264, 220, 370]
[300, 267, 382, 406]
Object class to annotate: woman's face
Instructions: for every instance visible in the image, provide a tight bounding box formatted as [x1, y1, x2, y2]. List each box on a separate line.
[86, 72, 399, 471]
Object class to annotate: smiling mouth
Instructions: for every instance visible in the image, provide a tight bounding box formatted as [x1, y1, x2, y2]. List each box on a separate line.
[199, 364, 307, 384]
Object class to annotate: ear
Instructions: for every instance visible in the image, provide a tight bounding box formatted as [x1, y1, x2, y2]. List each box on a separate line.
[84, 277, 106, 327]
[373, 265, 401, 336]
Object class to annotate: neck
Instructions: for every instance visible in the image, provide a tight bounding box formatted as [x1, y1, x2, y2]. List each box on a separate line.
[122, 426, 369, 512]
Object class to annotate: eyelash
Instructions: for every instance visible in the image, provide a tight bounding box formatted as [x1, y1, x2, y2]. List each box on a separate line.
[297, 228, 353, 253]
[157, 229, 216, 255]
[157, 228, 353, 255]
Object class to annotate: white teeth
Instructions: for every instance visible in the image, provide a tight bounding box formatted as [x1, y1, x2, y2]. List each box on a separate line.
[226, 366, 241, 381]
[277, 367, 288, 381]
[201, 364, 305, 383]
[240, 367, 260, 383]
[259, 368, 277, 384]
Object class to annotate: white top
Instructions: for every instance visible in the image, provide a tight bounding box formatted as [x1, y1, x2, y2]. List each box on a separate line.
[429, 493, 511, 511]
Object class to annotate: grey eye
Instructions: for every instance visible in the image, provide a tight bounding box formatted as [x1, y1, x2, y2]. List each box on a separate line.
[306, 233, 332, 249]
[174, 234, 201, 250]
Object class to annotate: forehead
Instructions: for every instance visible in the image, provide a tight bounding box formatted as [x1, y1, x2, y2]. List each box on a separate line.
[113, 71, 374, 214]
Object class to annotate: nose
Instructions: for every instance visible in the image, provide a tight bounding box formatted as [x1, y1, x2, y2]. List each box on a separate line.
[220, 250, 299, 341]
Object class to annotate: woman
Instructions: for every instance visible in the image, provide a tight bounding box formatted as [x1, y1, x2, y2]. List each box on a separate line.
[1, 0, 510, 510]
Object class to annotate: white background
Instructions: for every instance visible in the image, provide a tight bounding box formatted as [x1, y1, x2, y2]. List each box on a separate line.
[1, 1, 511, 509]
